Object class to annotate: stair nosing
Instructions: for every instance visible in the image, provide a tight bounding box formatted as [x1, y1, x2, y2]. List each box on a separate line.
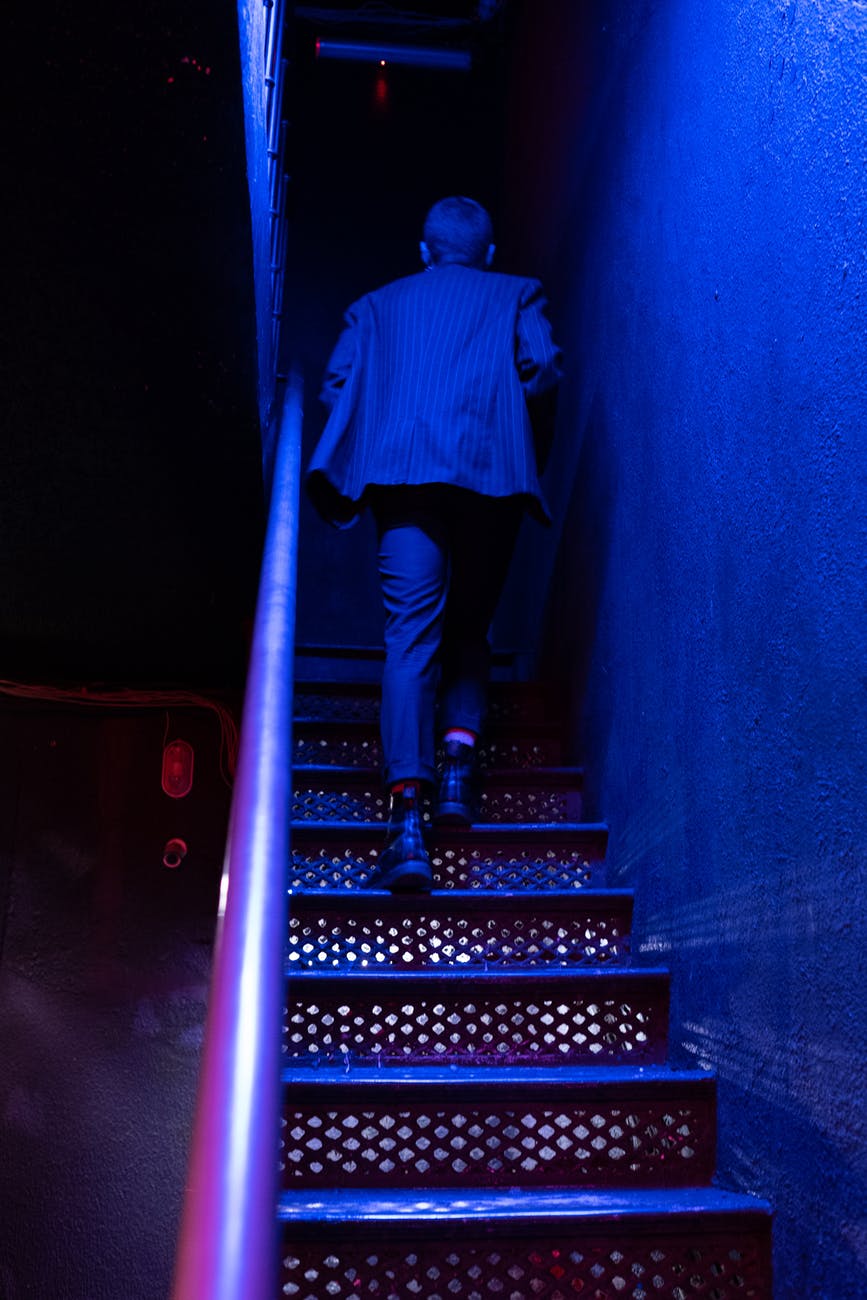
[281, 1063, 714, 1089]
[289, 820, 607, 836]
[292, 763, 584, 776]
[287, 888, 631, 907]
[293, 715, 559, 728]
[277, 1185, 773, 1224]
[284, 965, 668, 982]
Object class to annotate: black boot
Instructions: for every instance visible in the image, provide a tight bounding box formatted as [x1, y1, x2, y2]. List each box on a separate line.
[434, 739, 480, 826]
[365, 783, 433, 892]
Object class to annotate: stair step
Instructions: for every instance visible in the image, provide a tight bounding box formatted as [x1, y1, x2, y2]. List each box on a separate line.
[287, 890, 632, 970]
[292, 764, 584, 824]
[293, 719, 564, 768]
[278, 1187, 772, 1298]
[295, 678, 554, 724]
[281, 667, 773, 1292]
[281, 1065, 716, 1190]
[283, 968, 669, 1068]
[294, 646, 533, 684]
[289, 823, 608, 891]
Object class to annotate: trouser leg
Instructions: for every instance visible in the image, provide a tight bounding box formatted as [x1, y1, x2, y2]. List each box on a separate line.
[438, 494, 522, 736]
[373, 489, 449, 786]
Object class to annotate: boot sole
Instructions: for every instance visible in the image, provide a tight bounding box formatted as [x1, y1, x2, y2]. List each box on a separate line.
[433, 803, 475, 827]
[366, 862, 433, 892]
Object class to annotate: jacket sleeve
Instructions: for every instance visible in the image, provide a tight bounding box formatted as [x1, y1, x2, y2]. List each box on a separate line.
[515, 279, 563, 398]
[319, 299, 363, 411]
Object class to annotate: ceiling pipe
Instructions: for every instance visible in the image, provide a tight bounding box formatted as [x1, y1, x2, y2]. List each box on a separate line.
[315, 39, 471, 71]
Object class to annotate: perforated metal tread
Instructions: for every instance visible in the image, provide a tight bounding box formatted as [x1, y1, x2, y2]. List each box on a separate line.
[283, 968, 669, 1067]
[280, 1064, 717, 1189]
[289, 823, 609, 891]
[286, 890, 633, 970]
[293, 719, 564, 768]
[294, 679, 554, 725]
[291, 764, 584, 824]
[278, 1189, 772, 1300]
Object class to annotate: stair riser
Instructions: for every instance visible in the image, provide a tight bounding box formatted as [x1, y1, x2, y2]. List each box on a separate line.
[289, 830, 607, 892]
[294, 682, 552, 725]
[280, 1225, 772, 1299]
[283, 976, 668, 1068]
[281, 1095, 715, 1190]
[287, 902, 632, 970]
[292, 779, 583, 825]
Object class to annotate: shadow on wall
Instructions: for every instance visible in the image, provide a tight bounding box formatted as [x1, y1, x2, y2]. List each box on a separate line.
[539, 391, 616, 782]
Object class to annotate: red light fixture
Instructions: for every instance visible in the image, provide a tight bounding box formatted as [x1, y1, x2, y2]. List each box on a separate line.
[162, 739, 194, 798]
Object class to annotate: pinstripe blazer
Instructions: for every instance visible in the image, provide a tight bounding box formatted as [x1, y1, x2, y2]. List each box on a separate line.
[306, 263, 562, 527]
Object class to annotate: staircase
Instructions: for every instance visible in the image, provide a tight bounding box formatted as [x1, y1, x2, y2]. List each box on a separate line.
[280, 669, 773, 1299]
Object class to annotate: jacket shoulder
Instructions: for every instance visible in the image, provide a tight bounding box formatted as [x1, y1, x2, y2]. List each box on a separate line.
[352, 267, 542, 313]
[364, 271, 430, 304]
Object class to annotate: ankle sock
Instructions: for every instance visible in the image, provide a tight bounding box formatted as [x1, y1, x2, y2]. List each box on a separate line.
[443, 728, 477, 748]
[391, 780, 421, 797]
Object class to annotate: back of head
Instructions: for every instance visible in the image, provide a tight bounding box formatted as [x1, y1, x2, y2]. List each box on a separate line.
[422, 196, 494, 268]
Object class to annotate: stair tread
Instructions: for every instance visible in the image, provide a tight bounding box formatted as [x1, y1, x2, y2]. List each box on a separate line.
[289, 824, 608, 891]
[287, 888, 631, 907]
[293, 763, 584, 776]
[291, 676, 535, 686]
[286, 965, 667, 982]
[294, 715, 559, 728]
[278, 1185, 772, 1222]
[294, 672, 538, 685]
[290, 820, 607, 836]
[282, 1063, 712, 1089]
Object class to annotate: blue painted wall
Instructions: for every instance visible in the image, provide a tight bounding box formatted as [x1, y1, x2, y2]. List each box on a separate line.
[509, 2, 867, 1295]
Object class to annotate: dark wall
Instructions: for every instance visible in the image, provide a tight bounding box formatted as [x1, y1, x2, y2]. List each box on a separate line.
[513, 2, 867, 1296]
[4, 1, 264, 684]
[1, 6, 260, 1293]
[0, 705, 229, 1299]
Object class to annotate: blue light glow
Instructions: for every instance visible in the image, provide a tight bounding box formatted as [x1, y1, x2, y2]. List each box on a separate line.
[315, 39, 471, 72]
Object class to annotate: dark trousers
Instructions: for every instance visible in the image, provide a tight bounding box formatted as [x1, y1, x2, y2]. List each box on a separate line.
[371, 486, 521, 786]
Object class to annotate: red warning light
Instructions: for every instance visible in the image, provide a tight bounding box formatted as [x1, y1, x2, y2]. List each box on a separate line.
[161, 739, 194, 798]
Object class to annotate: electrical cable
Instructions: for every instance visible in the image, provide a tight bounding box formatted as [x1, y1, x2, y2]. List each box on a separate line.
[0, 679, 239, 788]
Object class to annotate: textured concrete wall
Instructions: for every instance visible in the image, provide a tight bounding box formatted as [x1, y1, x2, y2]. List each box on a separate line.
[514, 2, 867, 1295]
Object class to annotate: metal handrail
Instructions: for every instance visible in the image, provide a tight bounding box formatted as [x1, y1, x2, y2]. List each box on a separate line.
[171, 375, 302, 1300]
